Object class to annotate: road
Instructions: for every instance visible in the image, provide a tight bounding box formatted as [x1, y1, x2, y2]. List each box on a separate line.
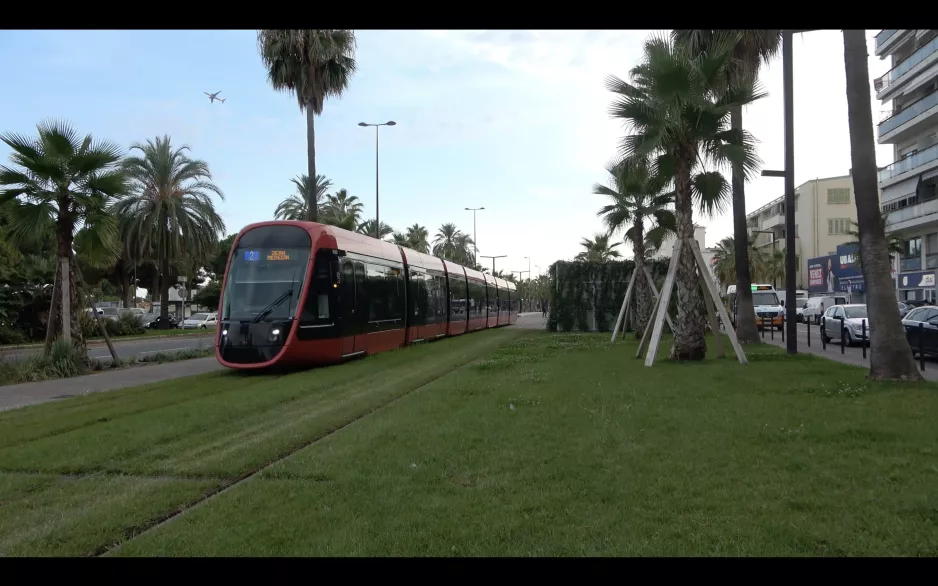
[0, 332, 216, 363]
[0, 314, 549, 412]
[758, 320, 938, 382]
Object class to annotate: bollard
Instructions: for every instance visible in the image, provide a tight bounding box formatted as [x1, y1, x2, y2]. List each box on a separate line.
[770, 316, 775, 340]
[862, 320, 867, 359]
[821, 319, 826, 350]
[761, 316, 765, 339]
[919, 322, 926, 371]
[840, 317, 846, 355]
[781, 314, 785, 342]
[807, 318, 811, 347]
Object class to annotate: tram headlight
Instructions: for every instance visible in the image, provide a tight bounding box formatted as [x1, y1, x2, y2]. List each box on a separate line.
[222, 329, 227, 336]
[269, 328, 281, 342]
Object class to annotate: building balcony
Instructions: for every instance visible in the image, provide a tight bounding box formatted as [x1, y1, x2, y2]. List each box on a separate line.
[885, 196, 938, 232]
[874, 35, 938, 99]
[878, 90, 938, 143]
[755, 236, 799, 254]
[901, 256, 923, 272]
[879, 143, 938, 186]
[760, 213, 784, 230]
[875, 29, 910, 57]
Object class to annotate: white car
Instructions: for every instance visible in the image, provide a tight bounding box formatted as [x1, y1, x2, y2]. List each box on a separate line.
[181, 312, 218, 330]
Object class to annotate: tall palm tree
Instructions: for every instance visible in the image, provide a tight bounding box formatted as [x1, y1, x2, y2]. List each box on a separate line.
[404, 224, 430, 253]
[0, 119, 126, 349]
[257, 30, 357, 222]
[607, 32, 764, 360]
[843, 30, 921, 381]
[673, 30, 781, 345]
[320, 188, 363, 230]
[432, 223, 472, 262]
[358, 219, 394, 240]
[390, 232, 409, 247]
[595, 155, 675, 338]
[575, 233, 622, 262]
[115, 135, 226, 328]
[274, 174, 332, 221]
[454, 233, 476, 265]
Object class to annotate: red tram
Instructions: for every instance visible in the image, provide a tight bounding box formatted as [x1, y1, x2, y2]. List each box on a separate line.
[214, 221, 520, 369]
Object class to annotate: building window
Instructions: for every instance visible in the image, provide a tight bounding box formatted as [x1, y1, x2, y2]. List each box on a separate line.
[828, 218, 852, 235]
[795, 224, 799, 237]
[927, 233, 938, 254]
[827, 188, 851, 204]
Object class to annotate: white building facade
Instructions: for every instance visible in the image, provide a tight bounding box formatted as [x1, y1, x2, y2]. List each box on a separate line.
[875, 29, 938, 302]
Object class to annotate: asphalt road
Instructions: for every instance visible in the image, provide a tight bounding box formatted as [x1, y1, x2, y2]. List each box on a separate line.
[0, 332, 216, 363]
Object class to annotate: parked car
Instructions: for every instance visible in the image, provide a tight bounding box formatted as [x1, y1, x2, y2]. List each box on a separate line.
[897, 301, 911, 319]
[147, 314, 179, 329]
[181, 312, 218, 330]
[902, 305, 938, 356]
[803, 295, 849, 325]
[820, 304, 870, 346]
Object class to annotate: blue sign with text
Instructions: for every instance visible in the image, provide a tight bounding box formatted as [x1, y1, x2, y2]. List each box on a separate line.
[243, 250, 260, 262]
[898, 270, 937, 290]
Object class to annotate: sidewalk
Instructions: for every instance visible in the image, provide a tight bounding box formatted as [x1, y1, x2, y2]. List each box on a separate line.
[0, 357, 223, 412]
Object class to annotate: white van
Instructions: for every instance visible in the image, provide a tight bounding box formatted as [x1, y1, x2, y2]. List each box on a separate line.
[802, 295, 849, 325]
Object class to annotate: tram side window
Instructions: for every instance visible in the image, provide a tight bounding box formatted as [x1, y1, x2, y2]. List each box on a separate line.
[449, 276, 467, 318]
[412, 271, 429, 320]
[423, 273, 437, 322]
[366, 262, 405, 322]
[300, 254, 334, 323]
[387, 266, 404, 320]
[434, 275, 447, 320]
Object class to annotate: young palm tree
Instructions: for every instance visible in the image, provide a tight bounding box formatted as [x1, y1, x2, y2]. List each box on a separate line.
[843, 214, 904, 272]
[0, 119, 126, 349]
[673, 30, 781, 345]
[115, 135, 226, 328]
[405, 224, 430, 253]
[320, 188, 363, 230]
[274, 174, 332, 221]
[357, 219, 394, 240]
[575, 233, 622, 262]
[257, 30, 357, 222]
[595, 155, 675, 338]
[607, 32, 765, 360]
[843, 30, 921, 381]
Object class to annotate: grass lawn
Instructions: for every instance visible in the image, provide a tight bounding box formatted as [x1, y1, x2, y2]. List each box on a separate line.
[2, 329, 938, 556]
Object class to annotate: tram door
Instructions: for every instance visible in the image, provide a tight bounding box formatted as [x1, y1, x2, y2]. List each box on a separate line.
[339, 260, 356, 356]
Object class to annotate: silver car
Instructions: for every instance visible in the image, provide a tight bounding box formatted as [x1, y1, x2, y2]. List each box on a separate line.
[820, 304, 870, 347]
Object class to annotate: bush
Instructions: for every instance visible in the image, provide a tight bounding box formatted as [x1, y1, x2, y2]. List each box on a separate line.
[0, 328, 28, 345]
[0, 338, 88, 384]
[77, 311, 145, 340]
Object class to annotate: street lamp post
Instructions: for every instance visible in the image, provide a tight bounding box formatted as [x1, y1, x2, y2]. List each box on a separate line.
[524, 256, 531, 280]
[465, 207, 485, 262]
[480, 255, 506, 274]
[358, 120, 397, 238]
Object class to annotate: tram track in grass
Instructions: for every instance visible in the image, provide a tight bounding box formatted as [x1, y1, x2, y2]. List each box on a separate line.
[0, 327, 525, 557]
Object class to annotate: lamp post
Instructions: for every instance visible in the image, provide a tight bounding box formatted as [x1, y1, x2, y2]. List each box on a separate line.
[524, 256, 531, 280]
[358, 121, 397, 238]
[480, 255, 506, 274]
[465, 207, 484, 262]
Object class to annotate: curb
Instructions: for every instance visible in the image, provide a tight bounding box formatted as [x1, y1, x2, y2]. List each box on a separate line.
[0, 332, 215, 352]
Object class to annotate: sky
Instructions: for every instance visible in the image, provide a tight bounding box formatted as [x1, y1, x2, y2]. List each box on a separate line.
[0, 29, 893, 282]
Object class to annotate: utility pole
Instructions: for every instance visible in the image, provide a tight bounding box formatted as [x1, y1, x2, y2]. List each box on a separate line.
[358, 121, 397, 238]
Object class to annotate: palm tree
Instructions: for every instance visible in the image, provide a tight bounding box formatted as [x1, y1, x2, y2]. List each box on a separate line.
[673, 30, 781, 345]
[404, 224, 430, 253]
[115, 135, 225, 328]
[274, 174, 332, 221]
[432, 223, 473, 262]
[843, 30, 921, 381]
[607, 32, 765, 360]
[595, 156, 675, 338]
[575, 233, 622, 262]
[843, 214, 903, 272]
[257, 30, 357, 222]
[358, 219, 394, 240]
[320, 188, 363, 230]
[390, 232, 409, 247]
[0, 119, 126, 349]
[454, 233, 476, 265]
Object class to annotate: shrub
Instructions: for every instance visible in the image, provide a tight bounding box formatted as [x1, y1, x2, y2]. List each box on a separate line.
[0, 338, 88, 384]
[0, 328, 28, 345]
[77, 311, 145, 340]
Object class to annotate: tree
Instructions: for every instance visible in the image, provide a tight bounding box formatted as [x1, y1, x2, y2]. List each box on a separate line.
[843, 213, 903, 272]
[404, 224, 430, 253]
[673, 29, 781, 345]
[432, 223, 476, 264]
[320, 188, 363, 230]
[207, 234, 237, 279]
[193, 280, 221, 311]
[358, 219, 394, 240]
[257, 30, 357, 222]
[274, 174, 332, 221]
[842, 29, 921, 382]
[115, 135, 225, 328]
[607, 32, 764, 360]
[0, 119, 126, 350]
[595, 156, 675, 338]
[575, 233, 622, 262]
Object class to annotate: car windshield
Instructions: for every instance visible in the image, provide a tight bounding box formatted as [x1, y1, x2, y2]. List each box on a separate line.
[221, 226, 312, 322]
[752, 292, 780, 306]
[844, 306, 868, 319]
[190, 313, 209, 321]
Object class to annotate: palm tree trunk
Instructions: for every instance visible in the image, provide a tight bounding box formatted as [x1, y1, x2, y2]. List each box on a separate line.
[671, 154, 707, 360]
[306, 109, 318, 223]
[632, 222, 652, 339]
[55, 205, 84, 351]
[43, 257, 61, 353]
[843, 29, 922, 382]
[159, 253, 171, 329]
[730, 106, 761, 344]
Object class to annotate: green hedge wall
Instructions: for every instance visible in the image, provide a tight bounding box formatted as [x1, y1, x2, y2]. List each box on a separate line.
[546, 256, 671, 333]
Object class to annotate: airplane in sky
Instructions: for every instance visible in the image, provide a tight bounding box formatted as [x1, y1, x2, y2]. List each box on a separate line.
[204, 91, 225, 104]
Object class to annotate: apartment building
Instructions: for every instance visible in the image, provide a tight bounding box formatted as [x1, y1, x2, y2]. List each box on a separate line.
[650, 224, 720, 287]
[745, 173, 867, 289]
[874, 29, 938, 302]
